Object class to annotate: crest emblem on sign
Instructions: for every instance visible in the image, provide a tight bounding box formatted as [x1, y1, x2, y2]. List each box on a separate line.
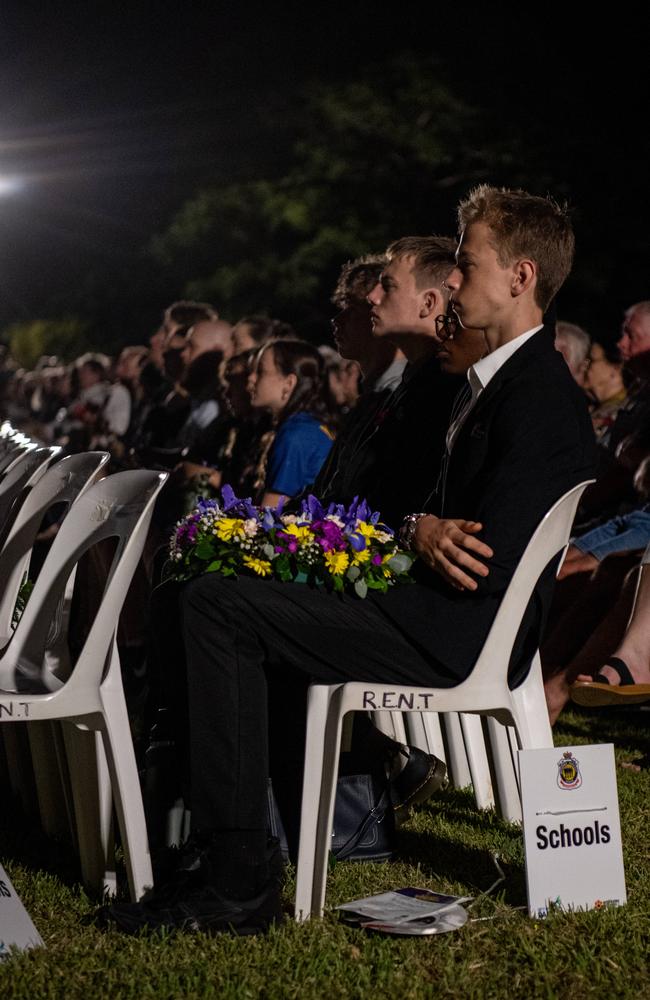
[557, 751, 582, 789]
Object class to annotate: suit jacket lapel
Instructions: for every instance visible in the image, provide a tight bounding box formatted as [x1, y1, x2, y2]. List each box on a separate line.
[455, 324, 555, 443]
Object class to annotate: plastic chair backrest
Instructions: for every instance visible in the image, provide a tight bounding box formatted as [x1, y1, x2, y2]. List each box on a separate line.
[467, 480, 593, 688]
[0, 451, 110, 637]
[1, 470, 167, 692]
[0, 442, 38, 475]
[0, 447, 61, 540]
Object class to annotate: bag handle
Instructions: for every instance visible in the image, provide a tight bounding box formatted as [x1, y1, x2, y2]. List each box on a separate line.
[332, 785, 391, 861]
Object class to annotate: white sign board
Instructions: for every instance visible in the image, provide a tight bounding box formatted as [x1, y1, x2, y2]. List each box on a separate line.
[0, 863, 43, 957]
[519, 744, 626, 918]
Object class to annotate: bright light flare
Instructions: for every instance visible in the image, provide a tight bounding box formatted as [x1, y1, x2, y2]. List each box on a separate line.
[0, 176, 25, 197]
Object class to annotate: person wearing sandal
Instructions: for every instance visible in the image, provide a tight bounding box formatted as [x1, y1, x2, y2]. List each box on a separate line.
[571, 542, 650, 706]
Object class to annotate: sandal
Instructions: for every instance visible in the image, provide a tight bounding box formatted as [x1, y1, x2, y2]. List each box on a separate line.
[570, 656, 650, 707]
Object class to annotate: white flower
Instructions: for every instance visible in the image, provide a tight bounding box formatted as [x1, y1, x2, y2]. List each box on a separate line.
[243, 518, 259, 537]
[325, 515, 345, 528]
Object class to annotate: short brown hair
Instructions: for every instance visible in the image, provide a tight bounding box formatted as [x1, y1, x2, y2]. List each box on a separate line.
[386, 236, 456, 291]
[457, 185, 574, 311]
[332, 255, 386, 308]
[165, 300, 217, 328]
[236, 316, 297, 345]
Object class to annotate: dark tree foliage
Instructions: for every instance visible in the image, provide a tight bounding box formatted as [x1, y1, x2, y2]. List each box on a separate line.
[149, 56, 546, 339]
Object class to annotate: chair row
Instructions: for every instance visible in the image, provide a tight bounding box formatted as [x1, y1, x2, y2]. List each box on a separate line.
[0, 434, 168, 901]
[0, 421, 592, 919]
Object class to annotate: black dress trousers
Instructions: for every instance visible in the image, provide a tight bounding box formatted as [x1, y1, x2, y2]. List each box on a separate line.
[179, 573, 459, 838]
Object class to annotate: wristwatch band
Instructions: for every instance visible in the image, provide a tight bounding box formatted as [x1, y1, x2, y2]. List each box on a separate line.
[399, 512, 429, 551]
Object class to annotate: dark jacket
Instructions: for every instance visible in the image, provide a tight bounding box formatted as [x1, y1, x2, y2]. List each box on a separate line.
[316, 354, 462, 528]
[372, 326, 598, 684]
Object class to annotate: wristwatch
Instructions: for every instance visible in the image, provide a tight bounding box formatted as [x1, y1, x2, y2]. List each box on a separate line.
[399, 512, 429, 551]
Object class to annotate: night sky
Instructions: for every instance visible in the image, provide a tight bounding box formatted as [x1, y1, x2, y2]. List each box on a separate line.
[0, 3, 647, 340]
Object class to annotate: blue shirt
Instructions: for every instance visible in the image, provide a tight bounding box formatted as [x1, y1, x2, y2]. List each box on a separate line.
[267, 412, 333, 497]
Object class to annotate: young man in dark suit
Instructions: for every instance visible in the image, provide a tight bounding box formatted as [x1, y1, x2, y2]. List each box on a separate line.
[103, 186, 596, 936]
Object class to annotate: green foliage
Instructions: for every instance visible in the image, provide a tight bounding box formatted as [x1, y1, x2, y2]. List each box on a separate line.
[5, 317, 92, 368]
[149, 56, 533, 336]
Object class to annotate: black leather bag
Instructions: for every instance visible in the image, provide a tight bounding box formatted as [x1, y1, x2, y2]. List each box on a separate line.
[267, 771, 394, 863]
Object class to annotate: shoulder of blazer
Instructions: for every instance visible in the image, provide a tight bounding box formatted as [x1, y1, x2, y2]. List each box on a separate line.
[468, 324, 558, 418]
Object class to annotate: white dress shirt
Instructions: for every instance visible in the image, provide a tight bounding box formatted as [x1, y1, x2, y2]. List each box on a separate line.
[445, 325, 543, 453]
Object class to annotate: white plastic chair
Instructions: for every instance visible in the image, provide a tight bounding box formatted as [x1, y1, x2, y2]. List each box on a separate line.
[0, 451, 109, 644]
[294, 480, 593, 919]
[0, 425, 32, 453]
[0, 469, 167, 901]
[0, 442, 38, 476]
[0, 447, 61, 540]
[0, 451, 110, 834]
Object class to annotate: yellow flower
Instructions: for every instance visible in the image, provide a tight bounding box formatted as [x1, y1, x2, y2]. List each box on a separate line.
[214, 517, 245, 542]
[282, 523, 313, 544]
[324, 550, 350, 575]
[356, 521, 381, 542]
[242, 555, 272, 576]
[352, 548, 371, 565]
[381, 553, 395, 577]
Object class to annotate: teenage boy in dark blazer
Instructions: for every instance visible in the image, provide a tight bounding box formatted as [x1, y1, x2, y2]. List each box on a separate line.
[103, 186, 596, 936]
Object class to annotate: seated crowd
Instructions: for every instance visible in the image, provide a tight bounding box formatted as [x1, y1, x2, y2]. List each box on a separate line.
[0, 184, 649, 934]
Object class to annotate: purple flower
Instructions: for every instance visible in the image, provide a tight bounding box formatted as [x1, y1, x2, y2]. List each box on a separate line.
[372, 553, 383, 566]
[276, 532, 298, 553]
[221, 484, 257, 519]
[302, 494, 325, 521]
[313, 519, 345, 551]
[262, 508, 277, 532]
[197, 497, 219, 515]
[221, 484, 239, 510]
[347, 531, 367, 552]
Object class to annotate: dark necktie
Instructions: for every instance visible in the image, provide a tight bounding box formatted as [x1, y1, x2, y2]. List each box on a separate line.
[432, 381, 472, 516]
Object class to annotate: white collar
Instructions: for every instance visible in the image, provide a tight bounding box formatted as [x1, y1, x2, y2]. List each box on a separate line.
[470, 325, 543, 392]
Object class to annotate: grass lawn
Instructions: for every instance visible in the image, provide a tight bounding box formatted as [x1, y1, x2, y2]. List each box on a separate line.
[0, 708, 648, 999]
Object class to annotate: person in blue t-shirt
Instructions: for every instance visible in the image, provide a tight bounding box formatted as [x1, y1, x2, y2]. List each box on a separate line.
[248, 338, 334, 506]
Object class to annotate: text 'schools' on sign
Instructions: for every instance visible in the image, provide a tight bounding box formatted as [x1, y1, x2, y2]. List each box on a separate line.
[519, 743, 626, 919]
[0, 863, 43, 957]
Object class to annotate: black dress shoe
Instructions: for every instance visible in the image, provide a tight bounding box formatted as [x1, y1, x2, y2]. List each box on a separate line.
[95, 838, 285, 936]
[152, 832, 207, 886]
[390, 747, 447, 820]
[95, 879, 284, 936]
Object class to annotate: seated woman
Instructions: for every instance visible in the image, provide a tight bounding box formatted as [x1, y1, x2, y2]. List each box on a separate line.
[174, 349, 266, 501]
[585, 341, 628, 442]
[571, 540, 650, 704]
[248, 339, 335, 506]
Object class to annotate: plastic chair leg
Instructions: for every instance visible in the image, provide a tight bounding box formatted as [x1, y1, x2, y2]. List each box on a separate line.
[406, 712, 446, 763]
[2, 725, 39, 817]
[100, 689, 153, 902]
[295, 685, 341, 921]
[63, 723, 116, 897]
[485, 717, 522, 824]
[28, 721, 71, 839]
[372, 711, 407, 744]
[442, 712, 472, 789]
[459, 713, 495, 811]
[510, 653, 554, 749]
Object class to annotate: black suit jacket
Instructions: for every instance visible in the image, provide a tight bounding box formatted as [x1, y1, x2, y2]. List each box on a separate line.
[371, 325, 598, 685]
[315, 355, 462, 528]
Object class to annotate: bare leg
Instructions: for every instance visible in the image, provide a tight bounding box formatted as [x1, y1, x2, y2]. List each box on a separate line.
[544, 571, 637, 724]
[576, 564, 650, 685]
[542, 555, 640, 724]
